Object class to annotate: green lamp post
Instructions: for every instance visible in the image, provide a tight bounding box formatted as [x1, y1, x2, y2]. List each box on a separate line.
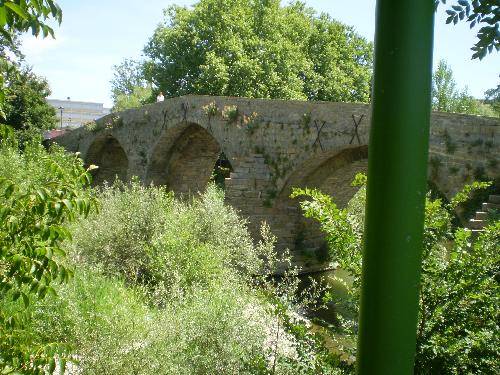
[356, 1, 435, 374]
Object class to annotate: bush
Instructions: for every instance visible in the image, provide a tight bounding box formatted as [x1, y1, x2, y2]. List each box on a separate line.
[293, 178, 499, 374]
[27, 266, 269, 375]
[68, 182, 261, 295]
[64, 181, 343, 374]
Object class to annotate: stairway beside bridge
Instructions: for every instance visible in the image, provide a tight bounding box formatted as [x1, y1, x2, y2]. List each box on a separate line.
[467, 194, 500, 235]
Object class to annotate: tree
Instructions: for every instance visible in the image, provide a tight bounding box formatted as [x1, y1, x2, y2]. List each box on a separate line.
[113, 85, 153, 112]
[2, 64, 56, 133]
[484, 82, 500, 116]
[432, 59, 495, 115]
[0, 0, 62, 117]
[0, 0, 62, 41]
[110, 58, 151, 104]
[292, 179, 499, 374]
[436, 0, 499, 60]
[143, 0, 373, 102]
[0, 133, 96, 374]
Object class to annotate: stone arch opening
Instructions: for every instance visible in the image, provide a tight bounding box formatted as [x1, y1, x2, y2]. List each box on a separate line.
[147, 123, 229, 195]
[273, 146, 369, 262]
[212, 152, 234, 190]
[86, 135, 129, 186]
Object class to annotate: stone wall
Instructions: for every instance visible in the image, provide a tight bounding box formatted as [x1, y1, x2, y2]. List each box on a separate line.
[55, 95, 500, 268]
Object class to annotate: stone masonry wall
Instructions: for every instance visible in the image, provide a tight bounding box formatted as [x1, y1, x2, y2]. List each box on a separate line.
[54, 95, 500, 269]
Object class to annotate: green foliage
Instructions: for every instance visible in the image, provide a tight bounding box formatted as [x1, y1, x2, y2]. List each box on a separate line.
[222, 104, 239, 123]
[22, 265, 270, 375]
[449, 180, 491, 208]
[0, 1, 62, 116]
[202, 101, 219, 117]
[143, 0, 372, 102]
[293, 177, 499, 374]
[432, 59, 495, 116]
[0, 130, 95, 374]
[112, 85, 152, 112]
[110, 58, 153, 110]
[484, 82, 500, 116]
[0, 1, 62, 41]
[58, 181, 342, 373]
[415, 223, 499, 374]
[436, 0, 499, 60]
[1, 63, 57, 133]
[68, 182, 261, 292]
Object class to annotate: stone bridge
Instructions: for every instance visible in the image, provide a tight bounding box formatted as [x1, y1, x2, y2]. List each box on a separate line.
[55, 95, 499, 267]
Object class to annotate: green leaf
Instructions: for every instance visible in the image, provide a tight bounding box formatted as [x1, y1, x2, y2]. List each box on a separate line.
[3, 183, 15, 198]
[36, 189, 47, 202]
[48, 358, 56, 373]
[21, 292, 29, 308]
[4, 3, 29, 20]
[12, 290, 21, 301]
[62, 199, 73, 210]
[0, 7, 7, 27]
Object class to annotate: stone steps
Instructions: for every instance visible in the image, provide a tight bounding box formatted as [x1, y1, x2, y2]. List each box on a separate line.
[474, 211, 489, 220]
[489, 195, 500, 204]
[482, 202, 500, 211]
[467, 194, 499, 233]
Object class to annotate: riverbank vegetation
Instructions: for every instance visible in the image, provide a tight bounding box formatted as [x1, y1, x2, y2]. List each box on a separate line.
[2, 128, 498, 374]
[293, 176, 499, 374]
[0, 129, 347, 374]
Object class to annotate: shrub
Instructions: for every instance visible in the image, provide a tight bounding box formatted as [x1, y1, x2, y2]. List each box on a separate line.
[68, 182, 261, 294]
[26, 266, 270, 375]
[222, 105, 239, 123]
[64, 181, 343, 373]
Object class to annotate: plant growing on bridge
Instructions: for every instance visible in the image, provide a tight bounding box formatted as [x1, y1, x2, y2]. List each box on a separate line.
[202, 101, 219, 118]
[222, 104, 239, 124]
[243, 111, 259, 134]
[292, 177, 498, 374]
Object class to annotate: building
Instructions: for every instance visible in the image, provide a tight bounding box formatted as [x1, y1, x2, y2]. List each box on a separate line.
[47, 99, 111, 129]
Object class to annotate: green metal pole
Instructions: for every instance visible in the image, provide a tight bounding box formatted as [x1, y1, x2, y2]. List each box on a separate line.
[356, 1, 435, 374]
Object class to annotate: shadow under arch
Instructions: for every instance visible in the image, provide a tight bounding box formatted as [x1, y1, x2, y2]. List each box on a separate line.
[273, 145, 369, 257]
[86, 135, 129, 186]
[277, 145, 369, 207]
[147, 122, 230, 195]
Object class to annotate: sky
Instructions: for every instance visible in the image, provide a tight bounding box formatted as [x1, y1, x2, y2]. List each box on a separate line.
[21, 0, 500, 108]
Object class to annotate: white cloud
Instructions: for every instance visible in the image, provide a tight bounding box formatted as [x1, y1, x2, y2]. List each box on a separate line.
[21, 34, 67, 58]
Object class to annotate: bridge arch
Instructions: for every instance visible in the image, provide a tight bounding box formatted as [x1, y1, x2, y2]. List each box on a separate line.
[272, 145, 368, 257]
[147, 122, 230, 195]
[86, 134, 129, 185]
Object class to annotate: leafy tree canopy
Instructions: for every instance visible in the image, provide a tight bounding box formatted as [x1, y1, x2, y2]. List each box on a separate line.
[432, 59, 497, 116]
[143, 0, 373, 103]
[110, 58, 150, 103]
[2, 63, 56, 133]
[436, 0, 499, 59]
[0, 1, 62, 119]
[113, 85, 153, 112]
[484, 81, 500, 116]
